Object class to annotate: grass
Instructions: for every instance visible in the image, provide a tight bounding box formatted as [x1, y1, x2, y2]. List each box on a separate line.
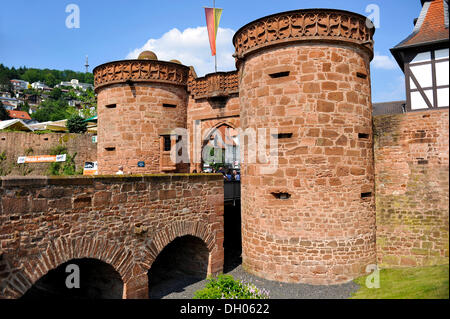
[350, 264, 449, 299]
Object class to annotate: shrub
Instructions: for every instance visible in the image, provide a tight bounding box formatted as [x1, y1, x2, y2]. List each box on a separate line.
[193, 274, 270, 299]
[0, 151, 12, 176]
[66, 115, 87, 133]
[47, 146, 80, 176]
[0, 102, 10, 121]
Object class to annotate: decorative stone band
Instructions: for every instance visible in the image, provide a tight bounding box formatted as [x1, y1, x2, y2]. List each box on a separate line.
[188, 71, 239, 100]
[233, 9, 375, 61]
[93, 60, 190, 92]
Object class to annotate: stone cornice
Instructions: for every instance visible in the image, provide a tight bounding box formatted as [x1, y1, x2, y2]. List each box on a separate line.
[188, 71, 239, 100]
[233, 9, 375, 61]
[93, 60, 190, 92]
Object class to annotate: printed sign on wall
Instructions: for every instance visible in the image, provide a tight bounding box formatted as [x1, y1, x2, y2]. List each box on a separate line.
[17, 154, 67, 164]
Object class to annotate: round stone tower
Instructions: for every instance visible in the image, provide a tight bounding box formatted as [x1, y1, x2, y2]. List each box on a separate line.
[93, 52, 190, 174]
[233, 9, 376, 284]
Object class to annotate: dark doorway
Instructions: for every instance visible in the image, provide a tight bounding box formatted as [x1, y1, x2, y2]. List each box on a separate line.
[147, 235, 209, 299]
[21, 258, 123, 299]
[223, 201, 242, 273]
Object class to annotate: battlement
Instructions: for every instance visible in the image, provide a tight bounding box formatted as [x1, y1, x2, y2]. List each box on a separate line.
[93, 59, 190, 92]
[233, 9, 375, 62]
[188, 71, 239, 100]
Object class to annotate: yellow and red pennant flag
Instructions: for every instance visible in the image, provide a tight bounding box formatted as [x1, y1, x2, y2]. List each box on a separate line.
[205, 7, 223, 56]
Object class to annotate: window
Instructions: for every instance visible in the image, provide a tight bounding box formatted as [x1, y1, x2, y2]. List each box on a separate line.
[163, 136, 171, 152]
[406, 49, 450, 110]
[358, 133, 370, 139]
[272, 133, 293, 139]
[269, 71, 290, 78]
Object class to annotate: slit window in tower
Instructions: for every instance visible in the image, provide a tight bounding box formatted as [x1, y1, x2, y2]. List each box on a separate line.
[417, 158, 429, 165]
[272, 133, 293, 139]
[269, 71, 290, 78]
[271, 192, 291, 200]
[356, 72, 367, 79]
[361, 192, 372, 199]
[105, 104, 117, 109]
[163, 103, 177, 108]
[358, 133, 370, 139]
[105, 147, 116, 151]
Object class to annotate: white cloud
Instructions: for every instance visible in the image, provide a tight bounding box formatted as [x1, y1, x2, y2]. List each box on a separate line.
[371, 52, 398, 70]
[126, 27, 236, 77]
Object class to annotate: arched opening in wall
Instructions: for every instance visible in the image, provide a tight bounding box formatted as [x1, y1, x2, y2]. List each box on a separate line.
[147, 235, 209, 299]
[21, 258, 123, 299]
[202, 123, 240, 173]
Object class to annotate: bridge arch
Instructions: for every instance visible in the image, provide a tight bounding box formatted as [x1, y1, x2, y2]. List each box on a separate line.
[142, 220, 223, 298]
[142, 220, 218, 269]
[3, 236, 133, 299]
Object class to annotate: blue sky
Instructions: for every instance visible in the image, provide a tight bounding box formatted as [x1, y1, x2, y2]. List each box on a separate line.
[0, 0, 422, 102]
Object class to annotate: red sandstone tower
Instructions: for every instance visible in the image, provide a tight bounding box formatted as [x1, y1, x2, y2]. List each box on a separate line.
[93, 51, 190, 174]
[233, 9, 377, 284]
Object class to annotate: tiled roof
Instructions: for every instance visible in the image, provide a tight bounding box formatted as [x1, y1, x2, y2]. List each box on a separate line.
[7, 110, 32, 120]
[394, 0, 449, 49]
[373, 101, 407, 116]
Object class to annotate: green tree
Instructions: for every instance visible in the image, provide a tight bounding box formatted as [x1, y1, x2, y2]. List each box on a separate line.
[32, 99, 73, 122]
[0, 102, 11, 121]
[44, 72, 58, 87]
[18, 101, 30, 113]
[49, 87, 63, 100]
[21, 68, 41, 84]
[66, 115, 87, 133]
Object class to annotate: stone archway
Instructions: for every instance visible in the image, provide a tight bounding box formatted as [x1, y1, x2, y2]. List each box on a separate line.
[21, 258, 123, 299]
[141, 221, 223, 299]
[147, 235, 209, 299]
[201, 122, 239, 172]
[3, 236, 133, 299]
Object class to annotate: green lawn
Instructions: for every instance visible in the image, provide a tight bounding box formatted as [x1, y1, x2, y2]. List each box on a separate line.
[350, 264, 449, 299]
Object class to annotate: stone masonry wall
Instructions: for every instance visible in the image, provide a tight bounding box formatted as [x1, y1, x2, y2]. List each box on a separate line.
[0, 174, 224, 299]
[239, 43, 376, 285]
[374, 108, 449, 267]
[97, 83, 188, 175]
[0, 132, 97, 176]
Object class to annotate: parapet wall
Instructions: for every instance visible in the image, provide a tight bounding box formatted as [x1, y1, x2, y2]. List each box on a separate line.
[0, 174, 224, 299]
[374, 108, 449, 267]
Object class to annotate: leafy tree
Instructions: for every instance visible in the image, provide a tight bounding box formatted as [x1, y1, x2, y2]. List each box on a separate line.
[49, 87, 63, 100]
[0, 102, 10, 121]
[32, 99, 73, 122]
[21, 68, 41, 84]
[66, 115, 87, 133]
[18, 101, 30, 113]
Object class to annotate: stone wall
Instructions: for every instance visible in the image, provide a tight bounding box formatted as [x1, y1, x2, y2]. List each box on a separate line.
[0, 174, 224, 299]
[374, 108, 449, 267]
[0, 132, 97, 176]
[96, 83, 188, 175]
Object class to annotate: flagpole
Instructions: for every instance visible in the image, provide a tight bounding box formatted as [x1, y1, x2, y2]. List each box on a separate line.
[214, 0, 217, 73]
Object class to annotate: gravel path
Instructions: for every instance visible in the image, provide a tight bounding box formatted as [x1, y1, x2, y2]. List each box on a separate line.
[151, 253, 360, 299]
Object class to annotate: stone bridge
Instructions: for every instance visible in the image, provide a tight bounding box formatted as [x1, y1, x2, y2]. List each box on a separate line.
[0, 174, 224, 299]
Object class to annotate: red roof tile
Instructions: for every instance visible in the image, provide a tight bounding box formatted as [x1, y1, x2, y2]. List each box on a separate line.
[7, 110, 32, 120]
[396, 0, 449, 48]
